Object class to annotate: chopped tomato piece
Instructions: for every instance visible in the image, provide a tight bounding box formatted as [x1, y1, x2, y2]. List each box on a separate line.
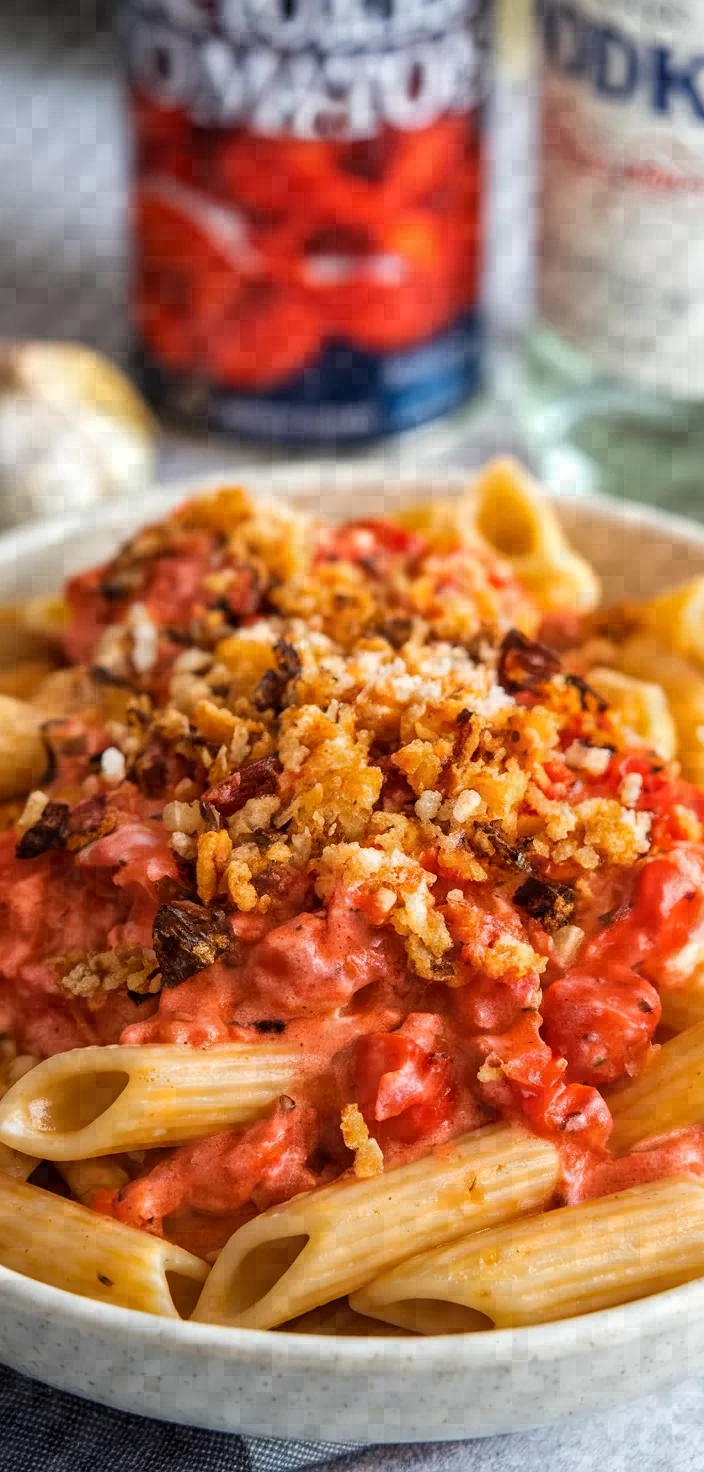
[587, 844, 704, 986]
[353, 1023, 455, 1146]
[541, 966, 661, 1086]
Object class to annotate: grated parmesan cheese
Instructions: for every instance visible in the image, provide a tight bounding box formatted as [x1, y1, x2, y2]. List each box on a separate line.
[100, 747, 126, 785]
[564, 741, 613, 777]
[17, 789, 48, 834]
[452, 789, 482, 823]
[414, 790, 442, 822]
[127, 602, 159, 675]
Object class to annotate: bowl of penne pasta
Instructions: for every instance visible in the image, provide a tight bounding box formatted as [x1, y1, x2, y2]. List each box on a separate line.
[1, 462, 704, 1442]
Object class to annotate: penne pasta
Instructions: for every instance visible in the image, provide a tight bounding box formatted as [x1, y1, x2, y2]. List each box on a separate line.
[280, 1298, 415, 1337]
[616, 636, 704, 787]
[608, 1020, 704, 1154]
[659, 983, 704, 1036]
[586, 666, 677, 761]
[0, 1142, 38, 1182]
[0, 694, 48, 799]
[0, 1043, 310, 1160]
[0, 1173, 208, 1316]
[57, 1157, 129, 1206]
[0, 661, 54, 703]
[0, 597, 66, 667]
[468, 458, 600, 613]
[192, 1124, 561, 1330]
[637, 577, 704, 670]
[351, 1177, 704, 1332]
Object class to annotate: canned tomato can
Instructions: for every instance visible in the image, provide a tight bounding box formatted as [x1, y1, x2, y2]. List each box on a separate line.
[122, 0, 492, 449]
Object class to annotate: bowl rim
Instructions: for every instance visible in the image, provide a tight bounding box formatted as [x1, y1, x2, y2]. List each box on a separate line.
[3, 466, 704, 1366]
[3, 1254, 704, 1368]
[4, 461, 704, 566]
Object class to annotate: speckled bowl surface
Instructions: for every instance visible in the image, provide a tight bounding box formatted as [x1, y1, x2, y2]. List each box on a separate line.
[2, 468, 704, 1444]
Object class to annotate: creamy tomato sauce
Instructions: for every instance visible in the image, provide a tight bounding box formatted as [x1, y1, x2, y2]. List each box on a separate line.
[5, 488, 704, 1257]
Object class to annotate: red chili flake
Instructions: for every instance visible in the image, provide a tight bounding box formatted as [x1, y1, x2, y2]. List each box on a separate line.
[16, 802, 70, 859]
[498, 629, 562, 693]
[201, 756, 282, 818]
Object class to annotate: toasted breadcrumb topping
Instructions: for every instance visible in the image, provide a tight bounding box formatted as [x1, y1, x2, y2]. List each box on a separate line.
[340, 1103, 384, 1179]
[70, 485, 669, 988]
[58, 947, 160, 1001]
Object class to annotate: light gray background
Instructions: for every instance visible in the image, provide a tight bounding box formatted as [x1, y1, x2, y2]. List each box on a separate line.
[2, 3, 703, 1468]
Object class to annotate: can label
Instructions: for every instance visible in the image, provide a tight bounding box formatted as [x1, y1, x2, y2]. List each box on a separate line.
[123, 0, 491, 445]
[538, 0, 704, 400]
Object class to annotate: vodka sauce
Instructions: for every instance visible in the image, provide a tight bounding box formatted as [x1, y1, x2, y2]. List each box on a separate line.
[4, 484, 704, 1253]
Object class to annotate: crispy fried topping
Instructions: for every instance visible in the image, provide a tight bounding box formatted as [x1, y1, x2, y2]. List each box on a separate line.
[340, 1103, 384, 1179]
[58, 947, 160, 1001]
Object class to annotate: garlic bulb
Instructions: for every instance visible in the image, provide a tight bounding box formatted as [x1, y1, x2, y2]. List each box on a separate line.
[0, 343, 156, 529]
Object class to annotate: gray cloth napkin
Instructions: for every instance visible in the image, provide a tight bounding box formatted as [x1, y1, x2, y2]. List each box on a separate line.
[0, 1364, 355, 1472]
[5, 1359, 704, 1472]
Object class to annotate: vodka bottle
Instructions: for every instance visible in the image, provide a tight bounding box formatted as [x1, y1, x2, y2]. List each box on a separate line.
[521, 0, 704, 513]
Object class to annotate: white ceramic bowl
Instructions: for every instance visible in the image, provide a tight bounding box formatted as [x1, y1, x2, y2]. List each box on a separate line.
[3, 468, 704, 1445]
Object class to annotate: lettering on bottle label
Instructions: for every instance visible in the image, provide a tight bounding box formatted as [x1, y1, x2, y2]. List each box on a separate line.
[123, 0, 490, 139]
[539, 0, 704, 398]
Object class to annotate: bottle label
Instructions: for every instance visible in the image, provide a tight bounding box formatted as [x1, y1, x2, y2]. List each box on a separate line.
[538, 0, 704, 399]
[122, 0, 491, 445]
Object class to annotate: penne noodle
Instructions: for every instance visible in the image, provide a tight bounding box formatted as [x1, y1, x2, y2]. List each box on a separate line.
[468, 458, 600, 614]
[0, 1043, 310, 1160]
[57, 1157, 130, 1206]
[0, 1173, 208, 1317]
[192, 1124, 561, 1330]
[0, 1142, 38, 1182]
[351, 1177, 704, 1332]
[608, 1020, 704, 1154]
[637, 577, 704, 670]
[0, 661, 54, 703]
[280, 1298, 415, 1337]
[0, 597, 66, 667]
[0, 694, 48, 799]
[616, 636, 704, 787]
[659, 984, 704, 1036]
[586, 666, 677, 761]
